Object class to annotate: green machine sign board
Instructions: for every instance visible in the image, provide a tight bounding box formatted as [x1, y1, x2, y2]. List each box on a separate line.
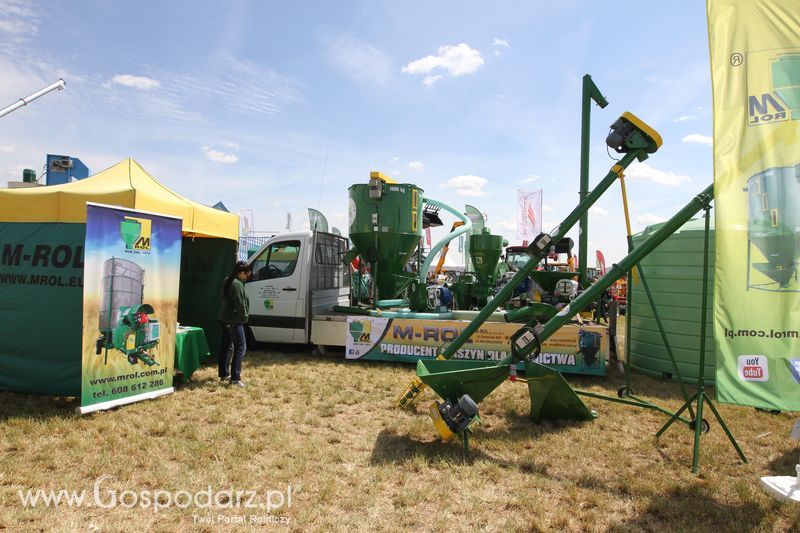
[708, 0, 800, 411]
[79, 204, 182, 414]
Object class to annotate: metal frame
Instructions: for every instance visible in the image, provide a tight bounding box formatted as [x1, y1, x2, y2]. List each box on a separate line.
[655, 206, 748, 473]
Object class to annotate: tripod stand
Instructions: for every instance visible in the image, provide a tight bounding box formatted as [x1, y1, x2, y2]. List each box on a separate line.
[654, 205, 748, 473]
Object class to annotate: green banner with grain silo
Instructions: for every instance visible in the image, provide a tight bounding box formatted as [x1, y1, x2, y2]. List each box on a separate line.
[708, 0, 800, 411]
[79, 204, 182, 414]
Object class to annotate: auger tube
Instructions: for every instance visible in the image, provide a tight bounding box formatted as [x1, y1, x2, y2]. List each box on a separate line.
[437, 149, 643, 360]
[418, 197, 472, 286]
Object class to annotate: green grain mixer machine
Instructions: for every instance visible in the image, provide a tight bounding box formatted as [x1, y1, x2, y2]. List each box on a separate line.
[95, 257, 160, 366]
[347, 172, 424, 303]
[450, 228, 505, 309]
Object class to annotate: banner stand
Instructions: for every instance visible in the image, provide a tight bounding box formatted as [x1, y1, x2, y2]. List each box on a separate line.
[77, 387, 174, 415]
[655, 206, 748, 473]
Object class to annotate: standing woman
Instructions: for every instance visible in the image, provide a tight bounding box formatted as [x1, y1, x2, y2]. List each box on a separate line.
[217, 261, 251, 387]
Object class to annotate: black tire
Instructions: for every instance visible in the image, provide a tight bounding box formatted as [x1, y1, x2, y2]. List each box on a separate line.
[617, 386, 631, 398]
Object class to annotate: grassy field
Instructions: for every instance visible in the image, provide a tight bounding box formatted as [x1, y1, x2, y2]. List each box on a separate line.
[1, 326, 799, 531]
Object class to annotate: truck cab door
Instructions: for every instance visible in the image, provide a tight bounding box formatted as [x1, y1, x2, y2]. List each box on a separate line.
[245, 238, 305, 343]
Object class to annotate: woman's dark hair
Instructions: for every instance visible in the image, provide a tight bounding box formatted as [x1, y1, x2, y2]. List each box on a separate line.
[223, 261, 251, 295]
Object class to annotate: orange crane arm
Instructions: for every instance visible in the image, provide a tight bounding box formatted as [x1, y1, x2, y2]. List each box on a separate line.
[433, 221, 466, 276]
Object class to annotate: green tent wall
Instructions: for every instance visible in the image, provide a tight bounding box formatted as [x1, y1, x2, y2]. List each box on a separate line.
[178, 236, 238, 358]
[0, 222, 85, 395]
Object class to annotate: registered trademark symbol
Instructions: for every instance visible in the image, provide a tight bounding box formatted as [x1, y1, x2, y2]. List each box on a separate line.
[730, 53, 743, 66]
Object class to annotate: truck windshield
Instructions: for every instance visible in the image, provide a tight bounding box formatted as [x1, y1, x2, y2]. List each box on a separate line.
[506, 251, 529, 270]
[250, 240, 301, 280]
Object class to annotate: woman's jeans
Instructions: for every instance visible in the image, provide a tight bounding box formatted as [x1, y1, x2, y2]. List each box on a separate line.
[218, 322, 246, 381]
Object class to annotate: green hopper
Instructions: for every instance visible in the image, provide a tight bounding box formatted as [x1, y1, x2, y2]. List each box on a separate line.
[417, 358, 595, 423]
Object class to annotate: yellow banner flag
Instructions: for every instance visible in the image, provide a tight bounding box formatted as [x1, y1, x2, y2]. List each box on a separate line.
[708, 0, 800, 410]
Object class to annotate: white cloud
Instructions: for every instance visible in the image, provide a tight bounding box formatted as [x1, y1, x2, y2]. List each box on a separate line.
[543, 204, 553, 213]
[322, 34, 392, 87]
[0, 18, 33, 35]
[681, 133, 712, 145]
[402, 43, 484, 82]
[494, 218, 517, 231]
[637, 213, 667, 225]
[520, 174, 540, 184]
[0, 145, 14, 154]
[408, 161, 424, 172]
[442, 174, 488, 196]
[492, 39, 509, 57]
[106, 54, 298, 124]
[673, 115, 697, 122]
[0, 0, 39, 36]
[589, 206, 609, 216]
[626, 162, 692, 187]
[202, 146, 238, 164]
[112, 74, 160, 90]
[197, 54, 298, 116]
[390, 156, 400, 163]
[543, 222, 559, 234]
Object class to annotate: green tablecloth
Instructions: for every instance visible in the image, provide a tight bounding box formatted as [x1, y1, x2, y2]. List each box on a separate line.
[175, 326, 211, 379]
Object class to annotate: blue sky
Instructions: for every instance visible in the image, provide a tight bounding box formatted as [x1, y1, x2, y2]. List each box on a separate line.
[0, 0, 713, 263]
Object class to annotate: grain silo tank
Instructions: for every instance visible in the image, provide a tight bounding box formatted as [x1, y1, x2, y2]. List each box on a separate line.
[628, 218, 715, 383]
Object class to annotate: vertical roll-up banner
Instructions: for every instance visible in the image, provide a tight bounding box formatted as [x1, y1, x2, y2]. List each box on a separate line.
[79, 204, 182, 414]
[708, 0, 800, 411]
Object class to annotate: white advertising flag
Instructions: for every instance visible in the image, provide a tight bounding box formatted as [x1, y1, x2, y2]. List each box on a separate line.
[517, 189, 543, 243]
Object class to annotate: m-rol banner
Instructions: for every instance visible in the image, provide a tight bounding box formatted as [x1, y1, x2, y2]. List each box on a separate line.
[79, 204, 182, 414]
[708, 0, 800, 410]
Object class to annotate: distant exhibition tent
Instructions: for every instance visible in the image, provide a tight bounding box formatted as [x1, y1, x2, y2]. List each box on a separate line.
[0, 158, 238, 395]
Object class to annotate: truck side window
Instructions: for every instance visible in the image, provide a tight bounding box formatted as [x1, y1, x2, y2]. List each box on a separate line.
[251, 241, 301, 280]
[249, 247, 271, 281]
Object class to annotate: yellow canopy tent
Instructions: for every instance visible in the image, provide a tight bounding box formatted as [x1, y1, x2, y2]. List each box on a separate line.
[0, 159, 238, 396]
[0, 158, 238, 239]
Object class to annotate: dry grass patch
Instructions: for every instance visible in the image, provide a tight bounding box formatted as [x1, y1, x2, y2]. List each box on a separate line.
[1, 337, 799, 531]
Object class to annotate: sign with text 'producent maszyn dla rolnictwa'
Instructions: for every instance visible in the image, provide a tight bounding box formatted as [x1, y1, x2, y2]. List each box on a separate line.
[708, 0, 800, 411]
[345, 316, 608, 376]
[79, 203, 182, 414]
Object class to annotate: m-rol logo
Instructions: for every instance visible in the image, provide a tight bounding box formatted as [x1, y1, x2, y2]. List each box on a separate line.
[119, 216, 152, 251]
[747, 53, 800, 126]
[748, 92, 788, 126]
[738, 355, 769, 382]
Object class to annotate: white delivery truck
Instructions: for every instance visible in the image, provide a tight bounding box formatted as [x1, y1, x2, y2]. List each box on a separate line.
[242, 229, 609, 375]
[244, 230, 351, 348]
